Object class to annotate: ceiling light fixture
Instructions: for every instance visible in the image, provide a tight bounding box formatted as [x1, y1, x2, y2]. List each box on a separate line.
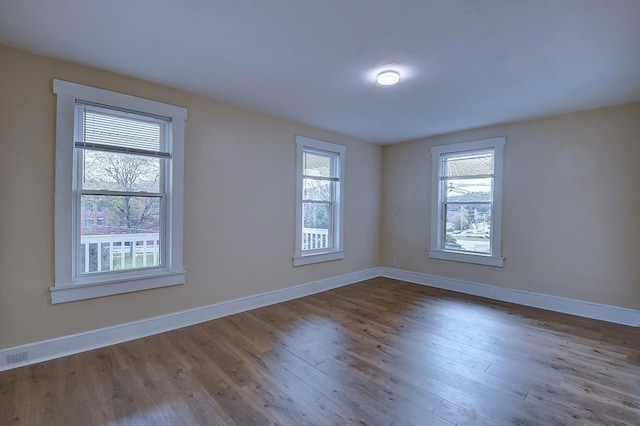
[376, 70, 400, 86]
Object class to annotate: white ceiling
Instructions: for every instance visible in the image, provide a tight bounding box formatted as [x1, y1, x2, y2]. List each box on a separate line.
[1, 1, 639, 144]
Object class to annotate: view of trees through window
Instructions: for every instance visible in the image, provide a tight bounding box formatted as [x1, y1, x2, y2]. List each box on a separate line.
[80, 152, 162, 273]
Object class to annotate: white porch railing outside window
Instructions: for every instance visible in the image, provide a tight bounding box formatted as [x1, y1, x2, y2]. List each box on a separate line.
[80, 233, 160, 273]
[80, 228, 331, 275]
[302, 227, 329, 251]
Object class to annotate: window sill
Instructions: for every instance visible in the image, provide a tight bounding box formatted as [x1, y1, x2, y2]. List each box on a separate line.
[429, 249, 504, 267]
[50, 270, 186, 304]
[293, 250, 344, 267]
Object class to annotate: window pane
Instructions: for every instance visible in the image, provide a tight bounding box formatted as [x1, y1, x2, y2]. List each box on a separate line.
[445, 152, 493, 177]
[303, 151, 335, 177]
[302, 202, 332, 250]
[444, 203, 491, 254]
[82, 151, 161, 192]
[80, 194, 161, 274]
[303, 178, 333, 201]
[445, 177, 492, 202]
[79, 104, 166, 152]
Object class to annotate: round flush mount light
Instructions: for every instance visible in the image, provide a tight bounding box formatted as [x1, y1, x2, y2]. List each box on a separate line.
[376, 70, 400, 86]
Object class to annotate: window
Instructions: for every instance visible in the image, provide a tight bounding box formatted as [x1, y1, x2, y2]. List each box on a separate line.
[52, 80, 187, 303]
[429, 137, 505, 267]
[294, 136, 345, 266]
[75, 101, 167, 276]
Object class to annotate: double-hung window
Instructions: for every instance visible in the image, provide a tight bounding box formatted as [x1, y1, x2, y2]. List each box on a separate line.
[429, 137, 505, 267]
[52, 80, 187, 303]
[75, 102, 169, 273]
[294, 136, 345, 266]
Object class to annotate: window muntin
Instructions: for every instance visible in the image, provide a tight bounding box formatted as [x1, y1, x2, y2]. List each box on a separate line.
[294, 136, 345, 266]
[430, 137, 505, 267]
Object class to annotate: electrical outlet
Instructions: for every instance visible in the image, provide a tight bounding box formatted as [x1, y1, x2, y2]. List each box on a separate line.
[7, 351, 28, 364]
[392, 258, 398, 267]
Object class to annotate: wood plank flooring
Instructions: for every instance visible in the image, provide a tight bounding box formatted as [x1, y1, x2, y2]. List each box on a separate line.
[1, 277, 639, 425]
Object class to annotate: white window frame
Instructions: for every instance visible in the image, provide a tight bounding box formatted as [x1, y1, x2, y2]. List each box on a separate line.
[52, 80, 187, 303]
[429, 137, 505, 267]
[293, 136, 345, 266]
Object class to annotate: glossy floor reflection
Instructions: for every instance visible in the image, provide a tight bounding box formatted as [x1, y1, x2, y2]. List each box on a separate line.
[1, 277, 638, 425]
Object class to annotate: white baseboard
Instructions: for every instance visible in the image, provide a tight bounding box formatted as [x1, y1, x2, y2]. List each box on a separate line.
[3, 266, 638, 372]
[0, 268, 381, 372]
[380, 267, 640, 327]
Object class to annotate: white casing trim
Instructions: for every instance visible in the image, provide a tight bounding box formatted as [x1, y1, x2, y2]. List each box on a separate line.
[0, 268, 380, 372]
[50, 271, 186, 304]
[293, 251, 345, 266]
[428, 249, 504, 267]
[380, 267, 640, 327]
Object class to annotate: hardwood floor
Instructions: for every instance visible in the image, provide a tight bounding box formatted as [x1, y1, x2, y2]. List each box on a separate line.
[1, 277, 639, 425]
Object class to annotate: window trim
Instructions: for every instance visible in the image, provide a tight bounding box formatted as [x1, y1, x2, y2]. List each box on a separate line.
[429, 137, 505, 267]
[293, 136, 345, 267]
[52, 79, 187, 303]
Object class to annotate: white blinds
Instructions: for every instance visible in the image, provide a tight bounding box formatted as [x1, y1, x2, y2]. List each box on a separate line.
[75, 101, 171, 158]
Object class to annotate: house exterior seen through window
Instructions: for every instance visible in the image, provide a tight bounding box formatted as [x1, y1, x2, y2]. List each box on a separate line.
[429, 137, 505, 267]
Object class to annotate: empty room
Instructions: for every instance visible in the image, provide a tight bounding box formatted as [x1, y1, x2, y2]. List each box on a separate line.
[0, 1, 639, 425]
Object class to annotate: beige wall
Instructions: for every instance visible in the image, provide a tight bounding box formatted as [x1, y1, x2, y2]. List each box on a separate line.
[382, 103, 640, 309]
[1, 43, 638, 351]
[0, 45, 382, 349]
